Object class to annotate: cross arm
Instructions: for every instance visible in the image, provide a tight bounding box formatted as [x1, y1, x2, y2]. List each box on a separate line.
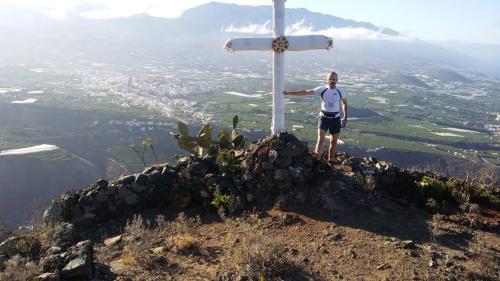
[223, 35, 333, 52]
[286, 35, 333, 51]
[223, 37, 274, 52]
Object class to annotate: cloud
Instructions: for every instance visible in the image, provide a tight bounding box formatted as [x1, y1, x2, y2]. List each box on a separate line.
[225, 19, 415, 42]
[223, 21, 272, 34]
[298, 26, 414, 42]
[287, 20, 415, 42]
[285, 19, 313, 34]
[66, 3, 109, 18]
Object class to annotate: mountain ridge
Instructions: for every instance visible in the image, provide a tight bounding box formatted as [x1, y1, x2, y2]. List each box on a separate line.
[2, 1, 495, 76]
[0, 1, 399, 37]
[178, 1, 399, 36]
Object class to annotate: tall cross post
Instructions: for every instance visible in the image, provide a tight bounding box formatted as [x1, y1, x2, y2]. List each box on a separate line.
[224, 0, 333, 135]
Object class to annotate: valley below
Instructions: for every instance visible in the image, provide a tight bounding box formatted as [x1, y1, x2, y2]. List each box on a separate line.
[0, 39, 499, 227]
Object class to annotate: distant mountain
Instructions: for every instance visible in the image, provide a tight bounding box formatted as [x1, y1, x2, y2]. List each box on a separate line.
[427, 68, 472, 83]
[384, 73, 432, 89]
[177, 2, 399, 36]
[0, 2, 398, 40]
[0, 1, 496, 76]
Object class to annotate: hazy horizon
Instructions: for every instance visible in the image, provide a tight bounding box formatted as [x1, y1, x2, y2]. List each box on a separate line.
[0, 0, 499, 45]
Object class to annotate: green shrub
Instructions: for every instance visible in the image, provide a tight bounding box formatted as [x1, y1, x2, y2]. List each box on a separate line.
[417, 176, 453, 204]
[216, 149, 240, 175]
[211, 185, 231, 211]
[172, 115, 245, 158]
[477, 190, 500, 207]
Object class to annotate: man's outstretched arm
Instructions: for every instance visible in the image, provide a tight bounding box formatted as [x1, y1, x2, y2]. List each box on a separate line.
[283, 89, 315, 96]
[341, 98, 348, 125]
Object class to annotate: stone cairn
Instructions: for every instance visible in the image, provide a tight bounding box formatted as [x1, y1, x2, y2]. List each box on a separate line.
[41, 133, 317, 227]
[0, 132, 473, 280]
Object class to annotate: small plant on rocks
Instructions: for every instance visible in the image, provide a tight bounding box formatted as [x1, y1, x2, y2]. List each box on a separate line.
[130, 137, 159, 167]
[211, 185, 231, 214]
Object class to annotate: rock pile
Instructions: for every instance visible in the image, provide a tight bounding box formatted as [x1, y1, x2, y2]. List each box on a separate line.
[42, 168, 174, 226]
[40, 132, 457, 228]
[0, 235, 41, 260]
[42, 133, 318, 227]
[0, 222, 113, 281]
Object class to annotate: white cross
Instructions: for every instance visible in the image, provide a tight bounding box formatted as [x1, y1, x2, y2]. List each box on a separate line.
[224, 0, 333, 135]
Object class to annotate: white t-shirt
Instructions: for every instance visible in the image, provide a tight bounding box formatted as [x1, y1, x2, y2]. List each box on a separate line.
[313, 86, 346, 114]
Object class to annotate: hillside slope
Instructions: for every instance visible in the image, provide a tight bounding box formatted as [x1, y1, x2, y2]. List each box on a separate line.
[0, 133, 498, 280]
[0, 151, 102, 227]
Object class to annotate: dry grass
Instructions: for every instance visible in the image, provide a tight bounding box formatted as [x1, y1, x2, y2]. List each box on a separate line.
[473, 244, 500, 280]
[469, 167, 498, 188]
[116, 213, 202, 273]
[34, 226, 56, 248]
[421, 161, 446, 176]
[225, 221, 292, 280]
[235, 235, 290, 279]
[171, 234, 198, 254]
[0, 219, 46, 280]
[9, 223, 56, 252]
[0, 256, 39, 281]
[169, 212, 201, 235]
[157, 213, 201, 255]
[121, 214, 156, 268]
[117, 253, 139, 267]
[15, 236, 41, 258]
[124, 214, 148, 240]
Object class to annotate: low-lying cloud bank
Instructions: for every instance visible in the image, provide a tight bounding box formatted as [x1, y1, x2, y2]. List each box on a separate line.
[224, 20, 273, 34]
[224, 19, 414, 42]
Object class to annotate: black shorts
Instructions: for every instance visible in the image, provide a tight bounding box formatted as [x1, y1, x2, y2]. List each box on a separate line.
[318, 116, 341, 134]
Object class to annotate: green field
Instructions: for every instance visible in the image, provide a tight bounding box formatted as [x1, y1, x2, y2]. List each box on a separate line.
[192, 89, 499, 166]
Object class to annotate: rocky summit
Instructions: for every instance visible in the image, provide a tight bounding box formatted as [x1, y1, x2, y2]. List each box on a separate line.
[1, 132, 499, 280]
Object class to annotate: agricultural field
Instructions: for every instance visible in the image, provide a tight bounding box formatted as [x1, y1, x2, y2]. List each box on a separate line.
[191, 67, 500, 171]
[1, 54, 499, 177]
[1, 53, 499, 227]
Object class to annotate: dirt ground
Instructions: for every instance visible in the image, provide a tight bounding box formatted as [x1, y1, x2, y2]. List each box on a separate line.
[95, 202, 499, 281]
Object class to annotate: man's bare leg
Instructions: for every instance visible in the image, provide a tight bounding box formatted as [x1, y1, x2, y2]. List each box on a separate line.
[328, 133, 340, 161]
[314, 129, 326, 160]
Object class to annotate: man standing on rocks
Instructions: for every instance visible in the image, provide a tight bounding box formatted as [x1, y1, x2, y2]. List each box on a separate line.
[284, 71, 348, 162]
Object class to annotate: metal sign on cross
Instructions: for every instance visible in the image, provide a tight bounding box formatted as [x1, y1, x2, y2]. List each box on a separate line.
[224, 0, 333, 135]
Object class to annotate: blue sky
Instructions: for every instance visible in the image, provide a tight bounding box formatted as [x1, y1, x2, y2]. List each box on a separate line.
[286, 0, 500, 44]
[1, 0, 499, 44]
